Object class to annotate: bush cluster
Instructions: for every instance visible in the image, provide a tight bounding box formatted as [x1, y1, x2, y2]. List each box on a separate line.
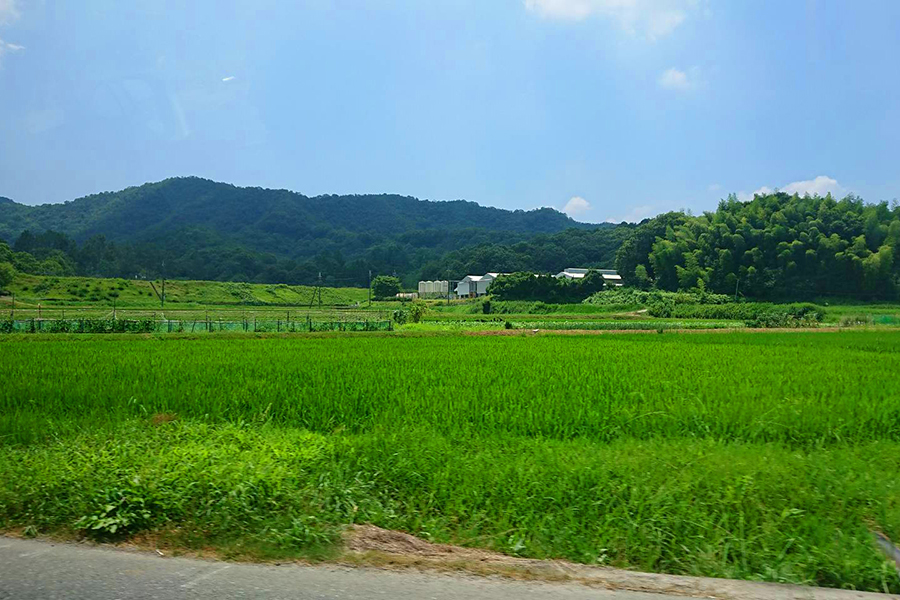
[584, 288, 732, 307]
[648, 302, 824, 325]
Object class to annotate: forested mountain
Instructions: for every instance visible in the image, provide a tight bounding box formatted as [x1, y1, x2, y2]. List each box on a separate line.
[0, 177, 625, 286]
[616, 193, 900, 300]
[0, 177, 586, 248]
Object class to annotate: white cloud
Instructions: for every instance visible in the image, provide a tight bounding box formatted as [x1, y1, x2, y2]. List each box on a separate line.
[523, 0, 696, 40]
[222, 76, 235, 82]
[646, 8, 686, 39]
[782, 175, 845, 197]
[658, 67, 687, 90]
[606, 204, 655, 223]
[0, 0, 23, 66]
[0, 37, 24, 64]
[658, 66, 701, 91]
[737, 176, 847, 202]
[0, 0, 20, 25]
[707, 183, 722, 192]
[562, 196, 591, 216]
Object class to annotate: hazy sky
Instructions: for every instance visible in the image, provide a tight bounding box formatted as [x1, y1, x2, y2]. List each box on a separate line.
[1, 0, 899, 222]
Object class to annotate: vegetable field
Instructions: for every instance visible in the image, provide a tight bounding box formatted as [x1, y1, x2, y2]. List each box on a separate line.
[2, 331, 900, 591]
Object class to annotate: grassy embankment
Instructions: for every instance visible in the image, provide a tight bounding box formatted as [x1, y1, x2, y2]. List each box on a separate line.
[0, 274, 375, 318]
[2, 331, 900, 592]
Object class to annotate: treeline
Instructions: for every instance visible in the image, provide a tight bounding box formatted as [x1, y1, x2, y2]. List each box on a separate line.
[416, 226, 632, 281]
[0, 177, 601, 287]
[489, 271, 613, 303]
[0, 230, 412, 287]
[0, 224, 632, 289]
[615, 193, 900, 300]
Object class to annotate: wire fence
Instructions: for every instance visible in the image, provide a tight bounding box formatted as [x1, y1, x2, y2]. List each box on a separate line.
[0, 316, 393, 335]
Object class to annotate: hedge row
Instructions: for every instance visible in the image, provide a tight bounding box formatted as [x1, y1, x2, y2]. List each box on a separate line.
[648, 302, 825, 323]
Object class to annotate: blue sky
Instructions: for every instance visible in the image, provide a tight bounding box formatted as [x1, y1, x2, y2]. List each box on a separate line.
[1, 0, 898, 222]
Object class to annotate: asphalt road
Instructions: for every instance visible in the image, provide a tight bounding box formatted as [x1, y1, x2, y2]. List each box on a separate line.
[0, 537, 669, 600]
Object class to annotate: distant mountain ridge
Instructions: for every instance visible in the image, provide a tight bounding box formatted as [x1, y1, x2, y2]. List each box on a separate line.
[0, 177, 628, 286]
[0, 177, 591, 248]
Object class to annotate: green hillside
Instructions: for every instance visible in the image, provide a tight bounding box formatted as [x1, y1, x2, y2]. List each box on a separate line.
[4, 274, 369, 308]
[0, 177, 628, 286]
[0, 177, 588, 245]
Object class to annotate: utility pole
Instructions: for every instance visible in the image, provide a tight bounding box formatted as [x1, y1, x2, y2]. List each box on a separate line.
[310, 273, 323, 308]
[734, 275, 741, 302]
[368, 270, 372, 306]
[161, 261, 166, 309]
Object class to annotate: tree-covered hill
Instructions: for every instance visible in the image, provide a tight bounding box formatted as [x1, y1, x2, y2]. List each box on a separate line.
[616, 193, 900, 300]
[0, 177, 628, 286]
[0, 176, 587, 249]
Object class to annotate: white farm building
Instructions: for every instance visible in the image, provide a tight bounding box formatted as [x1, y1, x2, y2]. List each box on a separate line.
[555, 268, 623, 286]
[454, 273, 505, 298]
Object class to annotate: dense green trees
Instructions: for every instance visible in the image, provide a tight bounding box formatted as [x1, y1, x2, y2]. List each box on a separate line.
[0, 225, 632, 289]
[0, 261, 15, 292]
[616, 193, 900, 300]
[371, 275, 401, 299]
[490, 270, 609, 302]
[0, 177, 626, 287]
[416, 226, 631, 282]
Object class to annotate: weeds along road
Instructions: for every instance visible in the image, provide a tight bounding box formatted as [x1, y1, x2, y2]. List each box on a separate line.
[1, 538, 895, 600]
[0, 537, 669, 600]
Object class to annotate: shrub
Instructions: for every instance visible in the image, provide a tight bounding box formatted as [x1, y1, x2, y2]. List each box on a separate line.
[372, 276, 402, 300]
[74, 483, 158, 539]
[408, 301, 427, 323]
[392, 308, 408, 325]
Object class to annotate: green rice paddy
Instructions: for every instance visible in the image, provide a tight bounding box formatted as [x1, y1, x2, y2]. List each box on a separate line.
[2, 330, 900, 592]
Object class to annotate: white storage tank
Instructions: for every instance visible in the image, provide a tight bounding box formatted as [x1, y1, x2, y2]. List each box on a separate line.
[418, 281, 426, 296]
